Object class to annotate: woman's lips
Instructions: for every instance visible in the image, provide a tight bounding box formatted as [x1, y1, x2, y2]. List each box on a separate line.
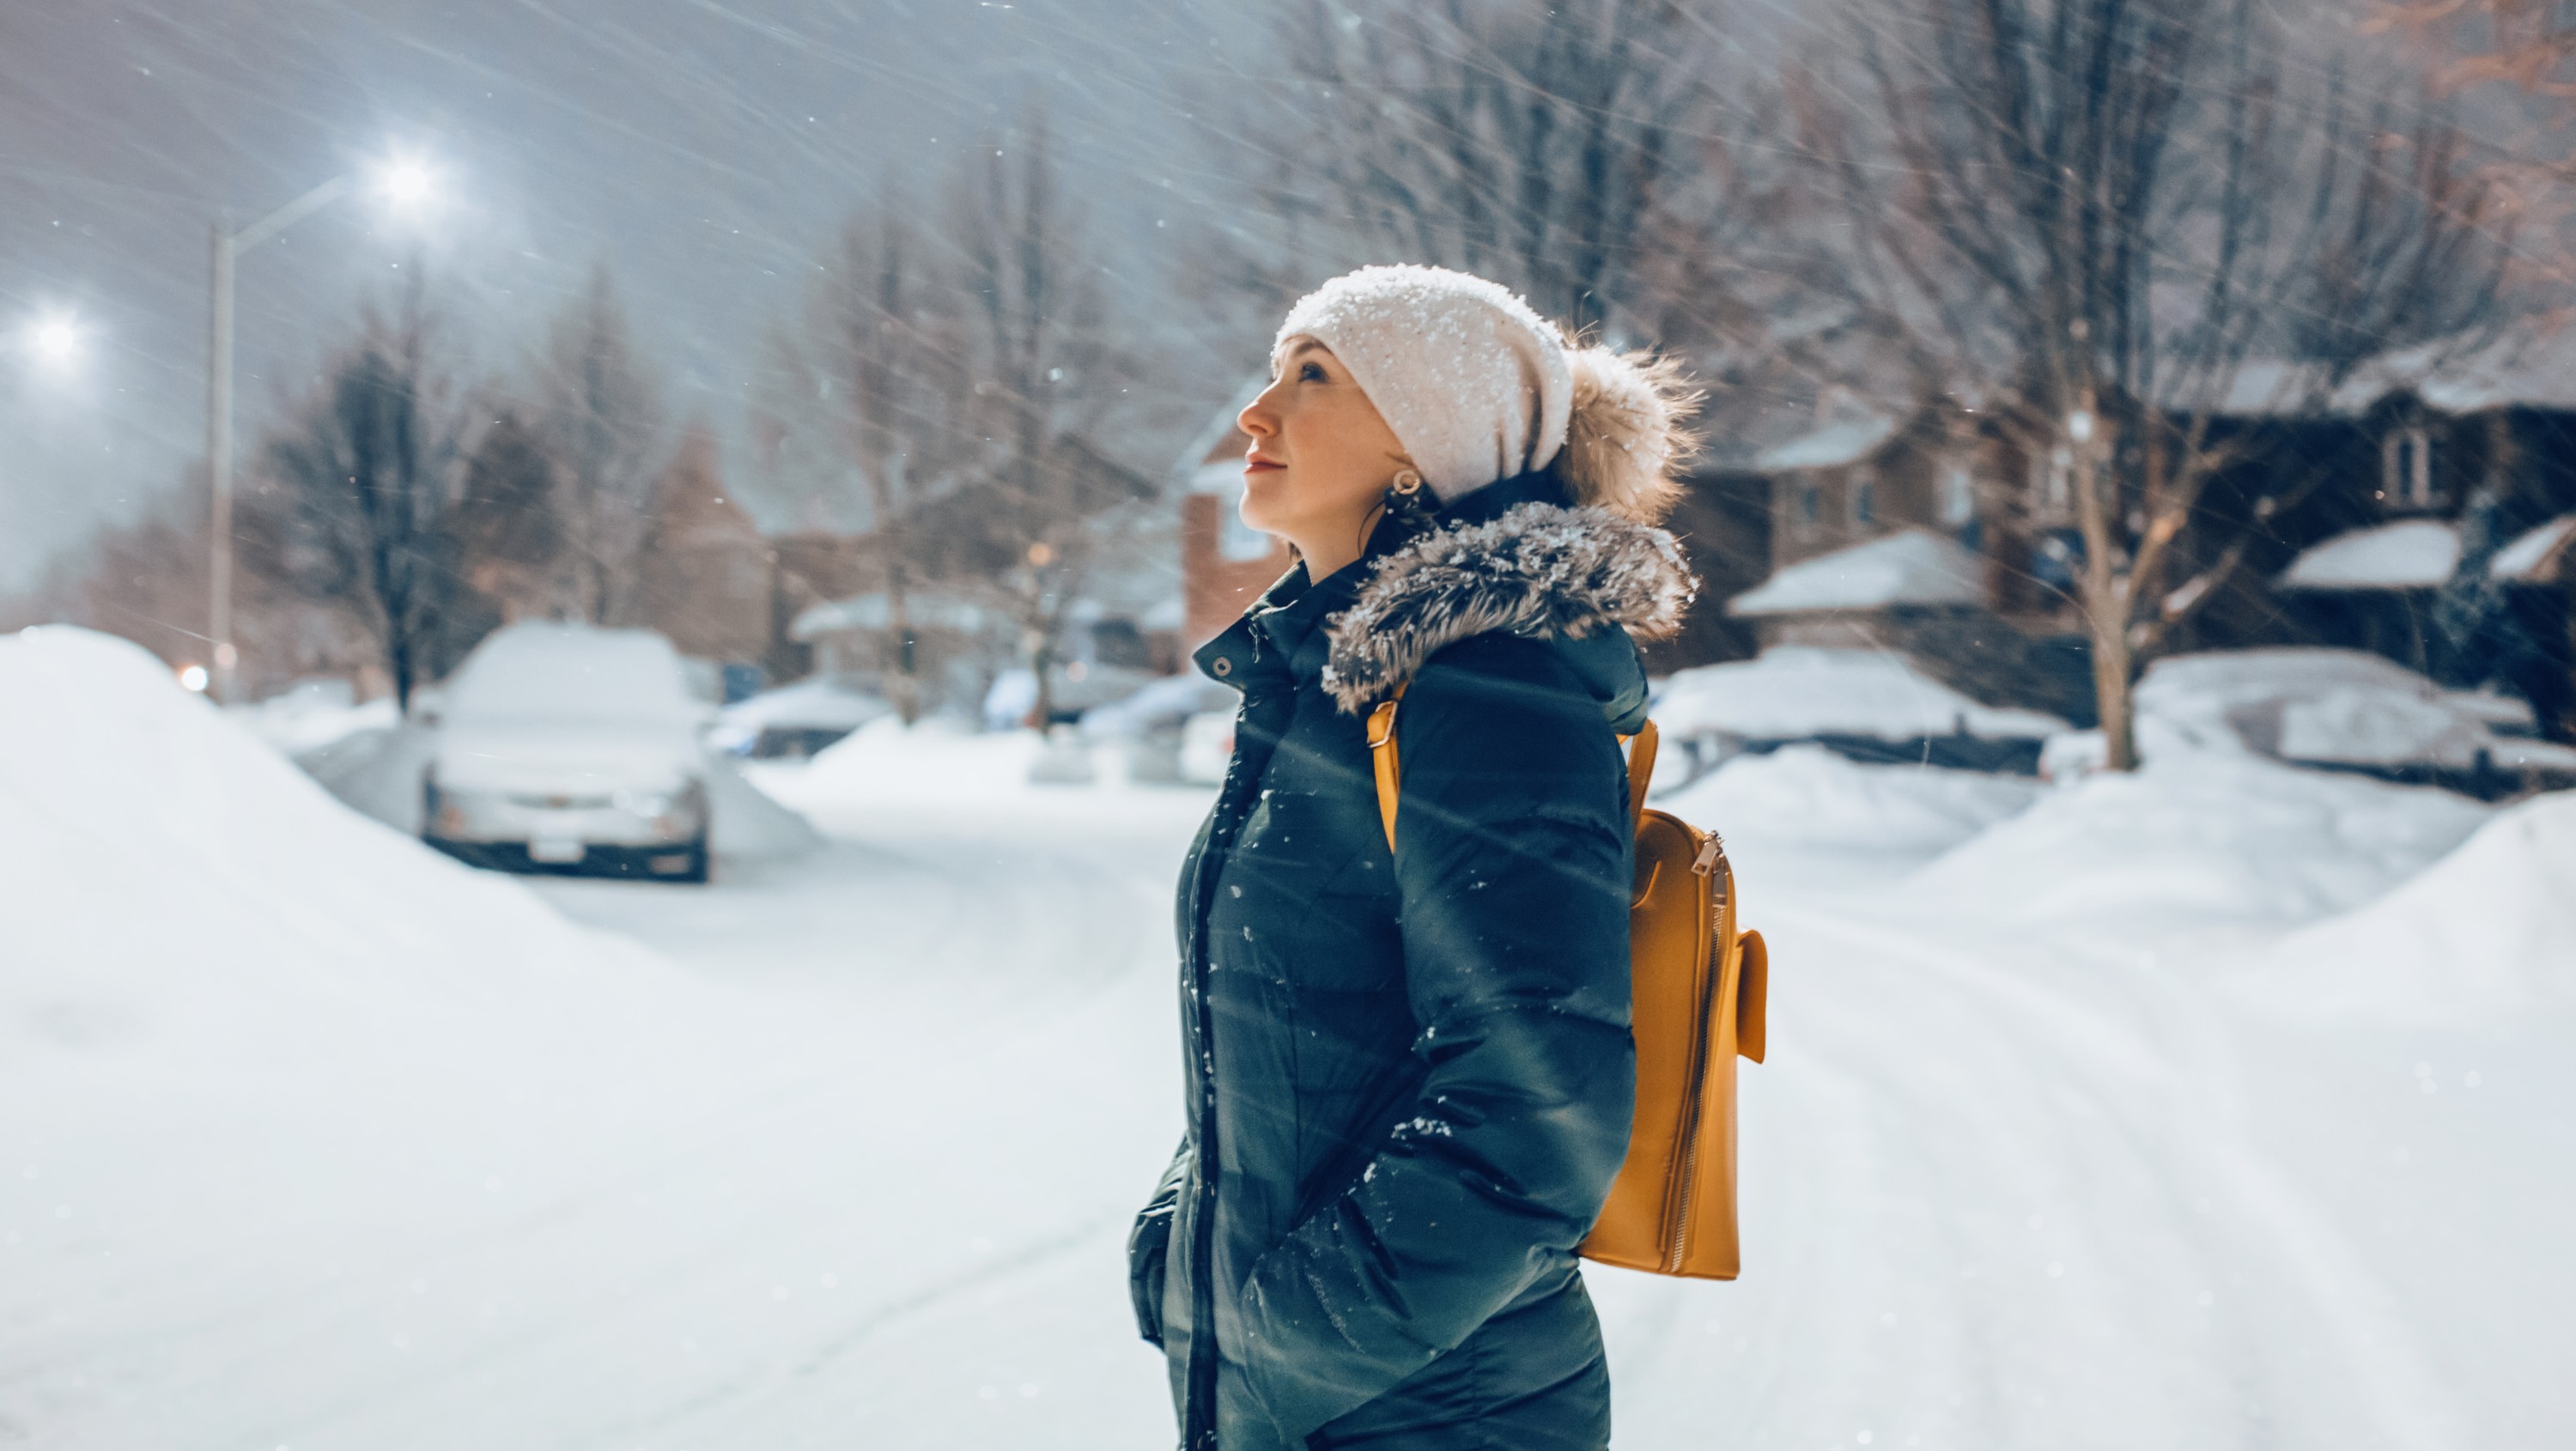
[1244, 455, 1285, 474]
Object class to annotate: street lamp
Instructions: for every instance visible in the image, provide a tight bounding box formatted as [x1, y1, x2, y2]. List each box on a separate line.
[27, 314, 82, 370]
[204, 154, 442, 703]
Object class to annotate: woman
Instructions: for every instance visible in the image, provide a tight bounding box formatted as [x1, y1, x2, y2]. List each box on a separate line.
[1129, 265, 1699, 1451]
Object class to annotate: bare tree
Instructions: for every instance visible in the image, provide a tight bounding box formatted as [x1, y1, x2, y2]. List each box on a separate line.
[1828, 0, 2510, 767]
[945, 108, 1153, 726]
[762, 191, 977, 721]
[450, 409, 566, 621]
[243, 279, 469, 708]
[533, 264, 667, 624]
[1255, 0, 1787, 345]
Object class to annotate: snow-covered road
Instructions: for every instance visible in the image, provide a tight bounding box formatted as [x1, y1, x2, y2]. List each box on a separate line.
[7, 634, 2571, 1448]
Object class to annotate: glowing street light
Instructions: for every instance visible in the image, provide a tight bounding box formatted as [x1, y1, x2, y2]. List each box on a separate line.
[204, 148, 451, 702]
[377, 157, 437, 212]
[27, 314, 82, 369]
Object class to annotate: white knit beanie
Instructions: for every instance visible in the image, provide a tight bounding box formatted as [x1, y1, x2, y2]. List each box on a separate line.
[1274, 265, 1574, 504]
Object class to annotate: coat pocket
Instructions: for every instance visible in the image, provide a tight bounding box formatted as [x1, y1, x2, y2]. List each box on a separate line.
[1128, 1194, 1178, 1347]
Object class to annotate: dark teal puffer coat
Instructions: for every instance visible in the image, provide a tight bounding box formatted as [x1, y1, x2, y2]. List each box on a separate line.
[1128, 470, 1697, 1450]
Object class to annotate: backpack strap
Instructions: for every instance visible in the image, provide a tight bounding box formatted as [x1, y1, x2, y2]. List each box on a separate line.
[1366, 686, 1656, 853]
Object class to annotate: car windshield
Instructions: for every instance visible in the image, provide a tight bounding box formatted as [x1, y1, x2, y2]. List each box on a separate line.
[447, 626, 698, 726]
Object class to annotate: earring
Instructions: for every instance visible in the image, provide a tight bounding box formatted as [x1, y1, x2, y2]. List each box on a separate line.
[1391, 468, 1424, 496]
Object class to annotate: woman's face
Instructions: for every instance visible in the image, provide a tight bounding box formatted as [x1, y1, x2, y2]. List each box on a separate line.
[1236, 337, 1409, 566]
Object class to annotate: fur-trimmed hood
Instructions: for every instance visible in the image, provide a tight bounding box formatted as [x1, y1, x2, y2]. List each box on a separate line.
[1321, 498, 1698, 717]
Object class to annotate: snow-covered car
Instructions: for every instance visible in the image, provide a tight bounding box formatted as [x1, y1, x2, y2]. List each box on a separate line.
[2129, 647, 2576, 796]
[1651, 647, 2070, 784]
[708, 676, 893, 758]
[1081, 674, 1241, 783]
[1178, 709, 1236, 786]
[421, 623, 716, 882]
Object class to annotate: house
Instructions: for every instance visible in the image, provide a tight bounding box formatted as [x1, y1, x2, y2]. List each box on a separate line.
[633, 430, 774, 687]
[1727, 402, 2094, 721]
[1176, 386, 1294, 647]
[2198, 332, 2576, 736]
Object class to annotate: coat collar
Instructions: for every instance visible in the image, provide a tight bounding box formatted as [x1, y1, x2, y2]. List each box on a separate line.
[1191, 468, 1640, 697]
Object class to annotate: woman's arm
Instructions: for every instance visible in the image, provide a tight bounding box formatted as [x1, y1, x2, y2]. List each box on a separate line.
[1231, 635, 1637, 1440]
[1129, 1137, 1192, 1345]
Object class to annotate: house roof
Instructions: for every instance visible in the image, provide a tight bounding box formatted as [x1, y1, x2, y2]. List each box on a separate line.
[1728, 529, 1986, 616]
[2278, 519, 2462, 592]
[2491, 513, 2576, 584]
[1750, 412, 1901, 472]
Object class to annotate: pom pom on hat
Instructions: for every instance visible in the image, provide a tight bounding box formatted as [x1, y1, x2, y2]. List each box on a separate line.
[1275, 264, 1698, 521]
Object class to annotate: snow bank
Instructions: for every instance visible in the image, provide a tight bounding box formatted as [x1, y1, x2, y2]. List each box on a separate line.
[792, 714, 1050, 804]
[230, 677, 399, 756]
[1655, 646, 2068, 742]
[2279, 519, 2461, 591]
[2250, 790, 2576, 1024]
[1728, 530, 1986, 616]
[1904, 751, 2490, 928]
[0, 628, 688, 1065]
[1661, 743, 2041, 851]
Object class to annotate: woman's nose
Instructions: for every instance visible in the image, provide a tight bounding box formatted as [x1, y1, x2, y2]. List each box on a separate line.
[1238, 379, 1285, 438]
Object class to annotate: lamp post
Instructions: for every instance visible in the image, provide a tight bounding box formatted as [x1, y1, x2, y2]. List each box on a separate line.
[204, 158, 437, 703]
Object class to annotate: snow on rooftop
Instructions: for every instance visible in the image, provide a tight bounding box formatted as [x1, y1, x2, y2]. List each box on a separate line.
[2278, 519, 2461, 592]
[1729, 529, 1986, 616]
[2490, 513, 2576, 583]
[1751, 412, 1899, 471]
[1654, 646, 2069, 742]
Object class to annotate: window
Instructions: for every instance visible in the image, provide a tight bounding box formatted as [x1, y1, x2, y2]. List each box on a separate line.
[2382, 426, 2434, 510]
[1939, 460, 1977, 526]
[1796, 483, 1821, 534]
[1850, 478, 1875, 528]
[2032, 443, 2074, 514]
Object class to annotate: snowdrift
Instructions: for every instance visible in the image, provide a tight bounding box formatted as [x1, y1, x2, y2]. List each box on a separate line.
[0, 627, 725, 1087]
[2250, 790, 2576, 1024]
[1904, 752, 2491, 929]
[1660, 743, 2039, 852]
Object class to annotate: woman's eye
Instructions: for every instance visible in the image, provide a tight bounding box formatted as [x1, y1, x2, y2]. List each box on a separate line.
[1299, 362, 1327, 383]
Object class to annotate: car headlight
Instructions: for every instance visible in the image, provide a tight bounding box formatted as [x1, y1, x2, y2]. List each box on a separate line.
[614, 780, 706, 824]
[613, 785, 677, 817]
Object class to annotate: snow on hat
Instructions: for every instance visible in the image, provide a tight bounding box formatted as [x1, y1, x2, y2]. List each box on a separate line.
[1275, 264, 1574, 504]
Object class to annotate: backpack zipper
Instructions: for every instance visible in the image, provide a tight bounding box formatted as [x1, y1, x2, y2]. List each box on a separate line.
[1662, 829, 1725, 1272]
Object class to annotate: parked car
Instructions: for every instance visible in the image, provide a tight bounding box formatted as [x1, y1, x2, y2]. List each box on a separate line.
[1651, 647, 2071, 786]
[420, 623, 715, 882]
[708, 676, 893, 759]
[1081, 674, 1240, 783]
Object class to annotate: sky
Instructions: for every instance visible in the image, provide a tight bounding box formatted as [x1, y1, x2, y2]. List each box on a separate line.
[0, 0, 1272, 592]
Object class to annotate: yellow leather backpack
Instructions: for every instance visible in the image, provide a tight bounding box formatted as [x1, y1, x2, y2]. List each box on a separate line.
[1367, 698, 1769, 1279]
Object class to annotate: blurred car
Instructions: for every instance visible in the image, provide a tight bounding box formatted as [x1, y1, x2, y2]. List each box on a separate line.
[708, 676, 893, 758]
[1080, 673, 1240, 783]
[421, 622, 715, 883]
[1178, 710, 1236, 786]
